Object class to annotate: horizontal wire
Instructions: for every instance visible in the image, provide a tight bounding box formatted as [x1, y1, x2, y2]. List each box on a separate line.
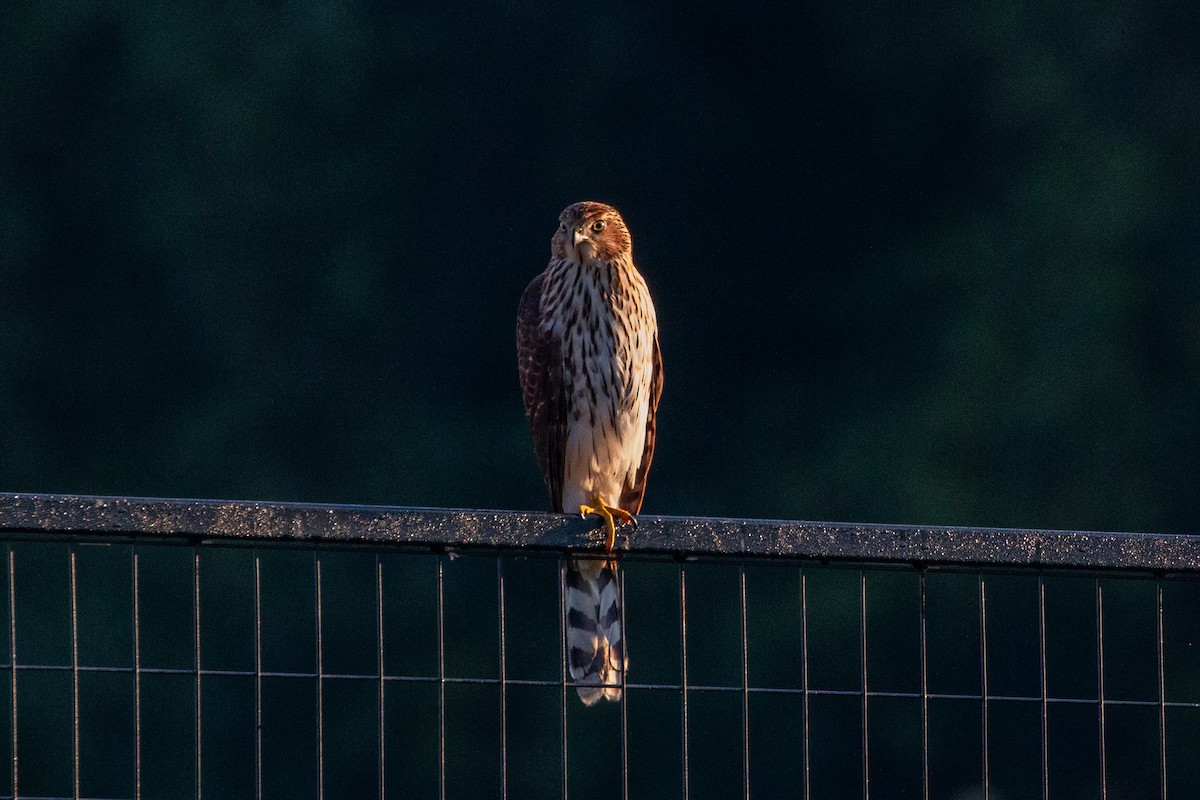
[0, 796, 140, 800]
[16, 659, 1196, 707]
[0, 796, 141, 800]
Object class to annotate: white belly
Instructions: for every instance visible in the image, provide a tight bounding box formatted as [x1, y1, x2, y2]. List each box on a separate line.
[561, 366, 651, 511]
[541, 258, 658, 512]
[558, 319, 655, 511]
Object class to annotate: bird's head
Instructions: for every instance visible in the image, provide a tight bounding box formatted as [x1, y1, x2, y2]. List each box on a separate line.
[551, 201, 633, 266]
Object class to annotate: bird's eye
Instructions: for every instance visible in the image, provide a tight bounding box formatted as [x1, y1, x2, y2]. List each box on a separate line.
[591, 220, 607, 233]
[559, 222, 566, 231]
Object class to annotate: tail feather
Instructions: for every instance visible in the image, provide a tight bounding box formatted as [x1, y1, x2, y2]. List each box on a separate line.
[565, 557, 624, 705]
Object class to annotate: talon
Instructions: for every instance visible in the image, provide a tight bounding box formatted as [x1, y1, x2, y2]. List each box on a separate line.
[578, 498, 635, 552]
[610, 507, 636, 526]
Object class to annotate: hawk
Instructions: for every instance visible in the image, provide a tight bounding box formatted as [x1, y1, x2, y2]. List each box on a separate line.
[516, 201, 663, 705]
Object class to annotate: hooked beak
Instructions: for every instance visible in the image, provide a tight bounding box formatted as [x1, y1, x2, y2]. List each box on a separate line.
[572, 227, 587, 248]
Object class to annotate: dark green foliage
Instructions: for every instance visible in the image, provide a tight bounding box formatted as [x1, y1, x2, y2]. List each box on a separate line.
[1, 2, 1197, 532]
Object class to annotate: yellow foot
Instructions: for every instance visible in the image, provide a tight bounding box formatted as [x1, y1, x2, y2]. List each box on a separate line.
[578, 499, 637, 551]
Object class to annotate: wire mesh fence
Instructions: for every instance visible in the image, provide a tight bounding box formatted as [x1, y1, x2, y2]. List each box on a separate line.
[1, 493, 1199, 799]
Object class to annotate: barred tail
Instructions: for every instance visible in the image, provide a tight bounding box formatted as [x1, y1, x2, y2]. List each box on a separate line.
[565, 556, 625, 705]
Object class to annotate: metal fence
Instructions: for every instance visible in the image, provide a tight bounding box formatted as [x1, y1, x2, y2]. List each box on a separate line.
[1, 492, 1198, 799]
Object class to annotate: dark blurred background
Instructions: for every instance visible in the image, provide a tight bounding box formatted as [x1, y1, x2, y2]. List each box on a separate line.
[2, 1, 1198, 533]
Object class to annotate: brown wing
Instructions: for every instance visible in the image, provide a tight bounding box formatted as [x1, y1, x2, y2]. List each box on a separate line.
[516, 271, 566, 512]
[620, 333, 663, 515]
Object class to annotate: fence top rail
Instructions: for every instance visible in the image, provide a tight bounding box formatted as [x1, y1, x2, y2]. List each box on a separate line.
[0, 492, 1196, 572]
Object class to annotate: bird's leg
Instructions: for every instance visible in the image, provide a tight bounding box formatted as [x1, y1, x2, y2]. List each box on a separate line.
[579, 501, 617, 551]
[578, 498, 637, 551]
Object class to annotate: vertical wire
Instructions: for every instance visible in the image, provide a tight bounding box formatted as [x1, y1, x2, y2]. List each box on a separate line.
[1096, 578, 1107, 800]
[1038, 575, 1049, 800]
[254, 552, 263, 800]
[801, 569, 811, 800]
[619, 563, 630, 800]
[679, 563, 690, 800]
[979, 574, 990, 800]
[133, 549, 142, 800]
[315, 553, 325, 800]
[6, 545, 15, 799]
[376, 556, 385, 800]
[193, 548, 202, 800]
[558, 557, 568, 800]
[1157, 580, 1167, 800]
[740, 564, 750, 800]
[436, 555, 446, 800]
[496, 556, 508, 800]
[69, 547, 79, 800]
[859, 571, 869, 800]
[919, 569, 929, 800]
